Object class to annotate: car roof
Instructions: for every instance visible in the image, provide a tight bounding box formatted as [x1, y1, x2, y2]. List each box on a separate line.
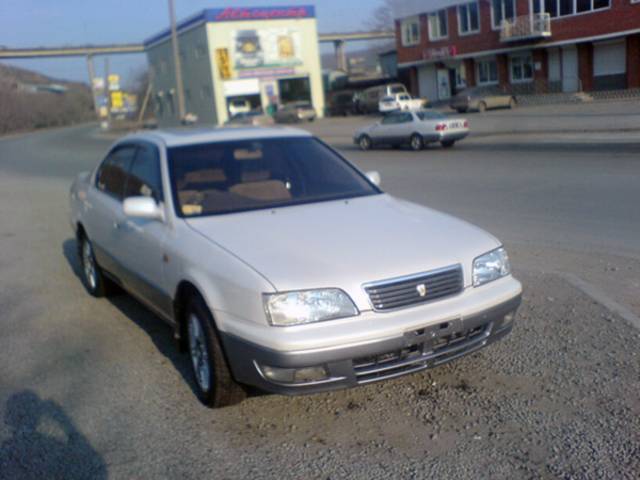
[120, 126, 311, 147]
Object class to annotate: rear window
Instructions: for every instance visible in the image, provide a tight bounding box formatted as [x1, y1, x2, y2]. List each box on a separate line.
[390, 86, 406, 94]
[416, 111, 446, 121]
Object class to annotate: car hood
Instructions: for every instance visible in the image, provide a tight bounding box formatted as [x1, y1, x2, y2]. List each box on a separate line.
[186, 194, 500, 310]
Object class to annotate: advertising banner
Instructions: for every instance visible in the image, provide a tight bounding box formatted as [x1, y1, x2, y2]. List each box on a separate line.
[232, 28, 302, 70]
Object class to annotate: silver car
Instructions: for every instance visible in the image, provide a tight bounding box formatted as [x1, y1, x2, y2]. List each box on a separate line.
[274, 101, 316, 123]
[70, 127, 521, 408]
[450, 87, 517, 113]
[354, 110, 470, 151]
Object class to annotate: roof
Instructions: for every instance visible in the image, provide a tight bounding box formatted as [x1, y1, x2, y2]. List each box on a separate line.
[144, 6, 316, 47]
[396, 0, 468, 20]
[123, 126, 312, 148]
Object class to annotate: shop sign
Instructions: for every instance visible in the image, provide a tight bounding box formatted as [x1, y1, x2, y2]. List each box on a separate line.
[237, 67, 295, 79]
[223, 78, 260, 96]
[215, 48, 233, 80]
[423, 46, 457, 61]
[213, 6, 314, 22]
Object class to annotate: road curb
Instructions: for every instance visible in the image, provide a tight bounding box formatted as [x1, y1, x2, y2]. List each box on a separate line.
[560, 272, 640, 332]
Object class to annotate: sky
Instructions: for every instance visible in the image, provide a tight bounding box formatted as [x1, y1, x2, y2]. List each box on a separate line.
[0, 0, 388, 86]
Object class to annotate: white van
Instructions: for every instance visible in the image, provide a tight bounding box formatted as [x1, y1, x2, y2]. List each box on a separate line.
[359, 83, 408, 114]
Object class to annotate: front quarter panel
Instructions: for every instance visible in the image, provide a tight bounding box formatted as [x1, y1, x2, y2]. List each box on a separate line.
[167, 220, 276, 335]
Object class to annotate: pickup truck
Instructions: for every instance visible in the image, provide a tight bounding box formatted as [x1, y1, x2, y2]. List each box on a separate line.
[379, 94, 428, 113]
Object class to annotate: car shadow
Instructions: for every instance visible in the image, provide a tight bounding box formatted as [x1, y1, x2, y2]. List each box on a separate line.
[61, 238, 201, 401]
[0, 390, 107, 479]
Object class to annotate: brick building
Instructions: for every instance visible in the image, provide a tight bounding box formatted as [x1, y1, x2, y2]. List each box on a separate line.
[394, 0, 640, 102]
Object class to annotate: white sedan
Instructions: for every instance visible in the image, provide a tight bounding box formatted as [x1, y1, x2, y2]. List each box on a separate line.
[69, 127, 521, 407]
[355, 110, 469, 151]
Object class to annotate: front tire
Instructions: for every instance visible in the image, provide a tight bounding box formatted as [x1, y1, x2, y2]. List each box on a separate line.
[409, 134, 424, 151]
[79, 235, 112, 298]
[186, 295, 246, 408]
[358, 135, 372, 151]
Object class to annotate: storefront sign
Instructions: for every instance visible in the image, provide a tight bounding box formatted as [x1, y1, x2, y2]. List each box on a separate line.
[423, 46, 458, 61]
[215, 48, 233, 80]
[213, 6, 315, 22]
[237, 67, 295, 79]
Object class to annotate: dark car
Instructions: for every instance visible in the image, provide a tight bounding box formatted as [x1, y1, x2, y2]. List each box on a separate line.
[274, 101, 316, 123]
[327, 91, 357, 117]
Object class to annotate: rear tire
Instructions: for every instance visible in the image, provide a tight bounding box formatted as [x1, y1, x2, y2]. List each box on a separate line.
[186, 294, 246, 408]
[478, 102, 487, 113]
[409, 134, 424, 151]
[359, 135, 372, 151]
[78, 234, 114, 298]
[441, 140, 456, 148]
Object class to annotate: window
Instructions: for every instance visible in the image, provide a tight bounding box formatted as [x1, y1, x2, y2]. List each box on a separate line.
[125, 145, 163, 202]
[417, 111, 446, 121]
[491, 0, 516, 29]
[533, 0, 610, 17]
[401, 17, 420, 46]
[477, 59, 498, 84]
[168, 138, 379, 217]
[510, 54, 534, 82]
[96, 147, 137, 200]
[428, 10, 448, 40]
[458, 2, 480, 35]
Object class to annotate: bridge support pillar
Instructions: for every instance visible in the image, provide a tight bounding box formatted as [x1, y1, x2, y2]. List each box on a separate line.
[334, 40, 347, 73]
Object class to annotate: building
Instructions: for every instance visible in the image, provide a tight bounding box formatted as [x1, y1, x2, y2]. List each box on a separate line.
[144, 6, 325, 125]
[394, 0, 640, 102]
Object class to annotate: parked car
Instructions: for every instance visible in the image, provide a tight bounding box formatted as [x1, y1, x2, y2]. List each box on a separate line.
[355, 110, 469, 151]
[379, 93, 428, 113]
[450, 87, 517, 113]
[359, 83, 408, 114]
[274, 101, 316, 123]
[69, 127, 521, 407]
[228, 99, 251, 117]
[225, 110, 275, 127]
[327, 90, 357, 117]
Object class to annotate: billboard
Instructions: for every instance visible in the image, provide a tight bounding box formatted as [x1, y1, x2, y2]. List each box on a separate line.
[232, 28, 302, 70]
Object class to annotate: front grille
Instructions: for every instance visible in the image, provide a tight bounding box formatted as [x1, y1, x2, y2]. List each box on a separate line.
[364, 265, 463, 312]
[353, 322, 491, 384]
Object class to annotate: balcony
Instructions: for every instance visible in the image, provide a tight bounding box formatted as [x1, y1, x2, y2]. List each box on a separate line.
[500, 13, 551, 42]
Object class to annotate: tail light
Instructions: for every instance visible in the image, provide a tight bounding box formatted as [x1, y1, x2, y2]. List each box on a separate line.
[435, 123, 447, 131]
[463, 120, 469, 128]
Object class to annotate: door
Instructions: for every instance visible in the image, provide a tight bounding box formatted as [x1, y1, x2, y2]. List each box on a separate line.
[561, 46, 579, 93]
[116, 142, 173, 318]
[85, 145, 137, 280]
[437, 69, 451, 101]
[593, 40, 626, 90]
[548, 48, 561, 91]
[375, 113, 402, 144]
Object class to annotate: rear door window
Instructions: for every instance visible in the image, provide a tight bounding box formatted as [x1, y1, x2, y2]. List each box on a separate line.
[96, 146, 137, 200]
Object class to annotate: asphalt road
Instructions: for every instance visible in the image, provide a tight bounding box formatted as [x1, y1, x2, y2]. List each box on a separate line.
[1, 107, 639, 479]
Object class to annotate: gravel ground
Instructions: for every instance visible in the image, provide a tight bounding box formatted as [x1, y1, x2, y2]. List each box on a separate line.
[0, 123, 639, 479]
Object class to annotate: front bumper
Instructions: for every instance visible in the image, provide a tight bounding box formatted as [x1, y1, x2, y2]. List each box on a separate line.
[220, 293, 521, 395]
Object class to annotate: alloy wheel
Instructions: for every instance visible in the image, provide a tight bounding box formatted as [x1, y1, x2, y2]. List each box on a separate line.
[188, 313, 211, 393]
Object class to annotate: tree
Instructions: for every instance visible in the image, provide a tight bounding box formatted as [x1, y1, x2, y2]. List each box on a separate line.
[366, 0, 405, 31]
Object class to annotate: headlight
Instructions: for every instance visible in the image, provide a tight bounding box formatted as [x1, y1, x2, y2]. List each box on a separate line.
[263, 289, 359, 327]
[473, 247, 511, 287]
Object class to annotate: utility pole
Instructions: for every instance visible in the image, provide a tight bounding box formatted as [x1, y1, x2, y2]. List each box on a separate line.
[104, 57, 111, 128]
[168, 0, 186, 121]
[85, 55, 100, 122]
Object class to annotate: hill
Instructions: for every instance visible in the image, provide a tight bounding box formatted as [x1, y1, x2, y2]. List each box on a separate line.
[0, 63, 94, 135]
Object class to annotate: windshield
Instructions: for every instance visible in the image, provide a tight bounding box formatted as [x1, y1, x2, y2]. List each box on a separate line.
[416, 111, 446, 121]
[168, 137, 380, 217]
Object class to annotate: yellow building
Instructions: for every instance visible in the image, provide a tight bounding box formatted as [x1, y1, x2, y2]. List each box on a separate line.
[144, 6, 324, 125]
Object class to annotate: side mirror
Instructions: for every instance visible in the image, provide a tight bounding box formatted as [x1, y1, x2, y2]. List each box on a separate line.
[366, 171, 381, 187]
[123, 196, 164, 221]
